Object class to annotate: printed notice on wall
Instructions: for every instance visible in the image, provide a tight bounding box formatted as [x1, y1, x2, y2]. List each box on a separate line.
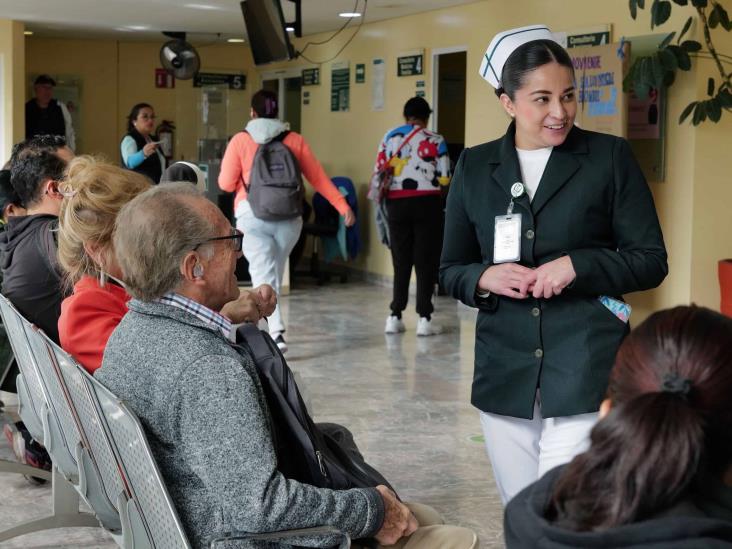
[331, 61, 350, 112]
[372, 58, 385, 111]
[570, 42, 629, 137]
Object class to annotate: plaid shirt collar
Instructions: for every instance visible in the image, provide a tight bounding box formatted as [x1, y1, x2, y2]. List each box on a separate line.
[157, 292, 233, 341]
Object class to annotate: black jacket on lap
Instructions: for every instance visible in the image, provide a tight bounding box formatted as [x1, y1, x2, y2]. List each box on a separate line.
[505, 465, 732, 548]
[0, 214, 64, 343]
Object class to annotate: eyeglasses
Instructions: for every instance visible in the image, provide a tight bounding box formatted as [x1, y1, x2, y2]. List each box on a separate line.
[196, 228, 243, 252]
[138, 114, 156, 120]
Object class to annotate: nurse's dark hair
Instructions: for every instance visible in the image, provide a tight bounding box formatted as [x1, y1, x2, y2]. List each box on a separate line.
[496, 39, 574, 99]
[545, 305, 732, 531]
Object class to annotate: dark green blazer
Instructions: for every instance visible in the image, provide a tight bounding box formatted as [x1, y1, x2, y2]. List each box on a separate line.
[440, 124, 667, 419]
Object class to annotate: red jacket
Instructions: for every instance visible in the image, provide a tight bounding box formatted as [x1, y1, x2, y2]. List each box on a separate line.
[58, 275, 130, 374]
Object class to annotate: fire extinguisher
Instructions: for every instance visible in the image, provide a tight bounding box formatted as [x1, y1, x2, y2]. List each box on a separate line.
[156, 120, 175, 162]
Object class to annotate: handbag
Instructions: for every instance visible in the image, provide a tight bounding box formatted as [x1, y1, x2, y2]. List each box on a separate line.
[369, 126, 422, 204]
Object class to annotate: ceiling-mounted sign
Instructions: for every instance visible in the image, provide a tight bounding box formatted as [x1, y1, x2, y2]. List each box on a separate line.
[397, 50, 424, 76]
[193, 72, 246, 90]
[302, 68, 320, 86]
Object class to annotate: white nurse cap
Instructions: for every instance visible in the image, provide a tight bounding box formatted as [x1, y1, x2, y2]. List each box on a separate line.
[479, 25, 560, 89]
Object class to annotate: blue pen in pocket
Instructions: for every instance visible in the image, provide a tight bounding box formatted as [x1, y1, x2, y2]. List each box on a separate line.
[598, 296, 632, 323]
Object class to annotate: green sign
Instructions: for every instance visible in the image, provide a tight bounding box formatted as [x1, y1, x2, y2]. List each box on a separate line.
[193, 72, 245, 89]
[567, 31, 610, 48]
[331, 64, 350, 112]
[355, 63, 366, 84]
[302, 68, 320, 86]
[397, 54, 423, 76]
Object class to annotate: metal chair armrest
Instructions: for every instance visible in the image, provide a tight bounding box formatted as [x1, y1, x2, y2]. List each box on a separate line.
[209, 525, 350, 548]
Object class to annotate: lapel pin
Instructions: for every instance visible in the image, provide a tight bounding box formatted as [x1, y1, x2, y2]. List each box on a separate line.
[511, 182, 525, 198]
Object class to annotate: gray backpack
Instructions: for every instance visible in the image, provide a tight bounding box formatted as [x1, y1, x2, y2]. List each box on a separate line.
[245, 131, 304, 220]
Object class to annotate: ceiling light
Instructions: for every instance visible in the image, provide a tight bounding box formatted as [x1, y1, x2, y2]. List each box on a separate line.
[285, 26, 295, 32]
[125, 25, 150, 31]
[339, 12, 362, 17]
[227, 38, 245, 43]
[24, 31, 33, 36]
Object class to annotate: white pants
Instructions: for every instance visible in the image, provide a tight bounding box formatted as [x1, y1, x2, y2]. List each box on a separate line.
[236, 201, 303, 336]
[479, 391, 598, 505]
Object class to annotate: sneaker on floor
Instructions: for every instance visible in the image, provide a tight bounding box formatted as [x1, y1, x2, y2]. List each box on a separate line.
[273, 333, 288, 354]
[384, 315, 406, 334]
[4, 421, 51, 484]
[416, 317, 442, 336]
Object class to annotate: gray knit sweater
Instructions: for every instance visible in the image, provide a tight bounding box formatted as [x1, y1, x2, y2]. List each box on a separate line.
[97, 299, 384, 548]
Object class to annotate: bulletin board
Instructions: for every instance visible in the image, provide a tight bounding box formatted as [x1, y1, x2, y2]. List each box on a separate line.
[570, 42, 630, 138]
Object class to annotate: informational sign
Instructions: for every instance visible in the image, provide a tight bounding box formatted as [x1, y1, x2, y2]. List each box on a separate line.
[302, 68, 320, 86]
[397, 50, 424, 76]
[331, 61, 350, 112]
[155, 68, 175, 88]
[372, 58, 385, 111]
[302, 90, 310, 106]
[355, 63, 366, 83]
[571, 41, 629, 137]
[555, 25, 612, 49]
[193, 72, 246, 90]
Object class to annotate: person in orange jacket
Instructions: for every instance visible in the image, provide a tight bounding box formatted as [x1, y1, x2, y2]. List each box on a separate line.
[219, 89, 355, 353]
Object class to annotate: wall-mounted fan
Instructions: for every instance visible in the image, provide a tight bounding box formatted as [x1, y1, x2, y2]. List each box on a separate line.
[160, 32, 200, 80]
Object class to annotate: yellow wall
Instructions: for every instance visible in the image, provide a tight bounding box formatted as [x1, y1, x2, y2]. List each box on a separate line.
[25, 38, 254, 163]
[0, 19, 25, 165]
[22, 1, 731, 318]
[689, 27, 732, 310]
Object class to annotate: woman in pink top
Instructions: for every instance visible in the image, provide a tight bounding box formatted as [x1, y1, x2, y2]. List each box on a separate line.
[219, 89, 355, 353]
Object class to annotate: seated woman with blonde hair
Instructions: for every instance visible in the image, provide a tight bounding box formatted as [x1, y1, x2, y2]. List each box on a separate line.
[505, 305, 732, 547]
[57, 156, 275, 374]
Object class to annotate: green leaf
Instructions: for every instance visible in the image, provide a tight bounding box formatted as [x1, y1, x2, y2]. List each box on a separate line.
[681, 40, 702, 52]
[636, 81, 651, 100]
[669, 45, 692, 69]
[630, 0, 638, 19]
[707, 97, 722, 122]
[708, 77, 715, 96]
[691, 0, 707, 7]
[718, 89, 732, 108]
[651, 0, 672, 27]
[679, 101, 697, 123]
[718, 4, 731, 30]
[660, 31, 676, 48]
[658, 47, 678, 71]
[709, 4, 720, 28]
[672, 0, 688, 4]
[678, 16, 693, 43]
[663, 70, 676, 87]
[692, 101, 707, 125]
[651, 54, 665, 86]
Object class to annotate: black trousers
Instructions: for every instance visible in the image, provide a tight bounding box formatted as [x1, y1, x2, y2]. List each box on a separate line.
[386, 194, 444, 318]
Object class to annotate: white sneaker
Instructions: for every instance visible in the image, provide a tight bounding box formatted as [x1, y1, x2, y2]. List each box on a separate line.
[416, 317, 442, 336]
[384, 315, 406, 334]
[273, 333, 288, 354]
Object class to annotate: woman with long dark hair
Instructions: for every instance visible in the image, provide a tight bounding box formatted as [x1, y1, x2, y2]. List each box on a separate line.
[505, 305, 732, 546]
[120, 102, 166, 183]
[440, 25, 667, 504]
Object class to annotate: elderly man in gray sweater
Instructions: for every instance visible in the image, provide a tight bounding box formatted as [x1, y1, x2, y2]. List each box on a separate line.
[98, 183, 477, 549]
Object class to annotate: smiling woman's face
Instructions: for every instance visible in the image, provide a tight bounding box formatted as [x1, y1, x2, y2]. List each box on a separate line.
[500, 61, 577, 150]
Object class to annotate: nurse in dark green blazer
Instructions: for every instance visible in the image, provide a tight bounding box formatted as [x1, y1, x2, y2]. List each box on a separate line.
[440, 25, 667, 504]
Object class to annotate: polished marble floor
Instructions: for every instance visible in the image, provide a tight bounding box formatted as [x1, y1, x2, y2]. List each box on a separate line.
[0, 282, 504, 548]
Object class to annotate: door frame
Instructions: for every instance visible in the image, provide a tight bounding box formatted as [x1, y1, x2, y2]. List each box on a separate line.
[430, 45, 468, 133]
[258, 66, 305, 121]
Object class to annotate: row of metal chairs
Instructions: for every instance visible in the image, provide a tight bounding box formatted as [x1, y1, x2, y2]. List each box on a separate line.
[0, 293, 349, 548]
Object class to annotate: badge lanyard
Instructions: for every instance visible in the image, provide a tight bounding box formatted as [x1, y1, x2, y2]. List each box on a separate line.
[493, 182, 525, 264]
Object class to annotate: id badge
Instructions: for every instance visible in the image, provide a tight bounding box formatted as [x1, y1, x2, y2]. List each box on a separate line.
[493, 214, 522, 264]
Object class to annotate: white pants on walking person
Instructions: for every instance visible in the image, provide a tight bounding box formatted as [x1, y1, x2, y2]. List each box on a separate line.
[236, 201, 303, 345]
[479, 390, 598, 505]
